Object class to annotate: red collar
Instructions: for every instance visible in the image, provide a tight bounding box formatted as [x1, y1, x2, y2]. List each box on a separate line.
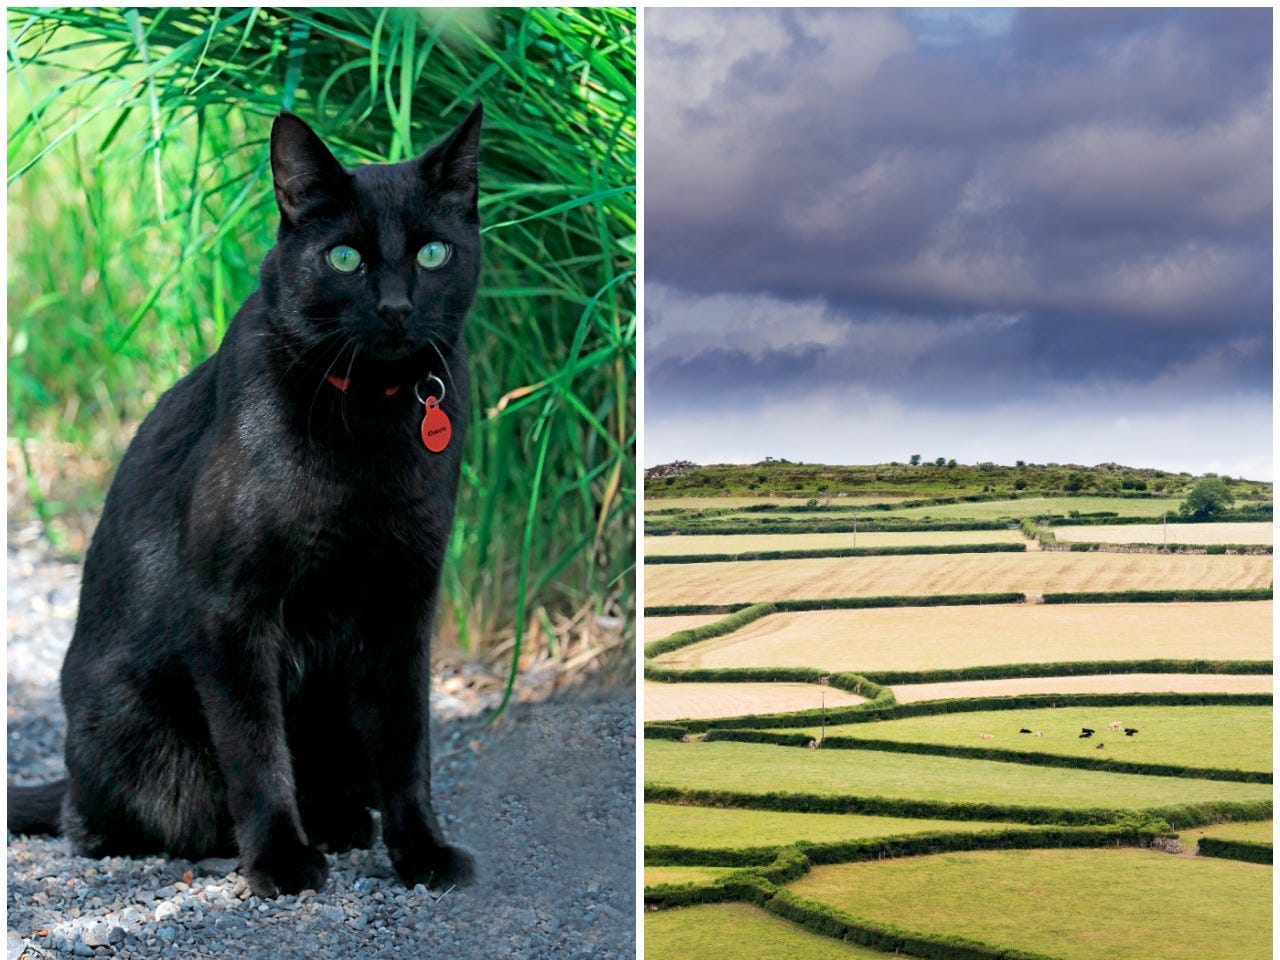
[326, 374, 400, 397]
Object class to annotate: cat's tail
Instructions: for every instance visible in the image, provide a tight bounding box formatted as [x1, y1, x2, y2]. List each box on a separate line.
[8, 779, 66, 836]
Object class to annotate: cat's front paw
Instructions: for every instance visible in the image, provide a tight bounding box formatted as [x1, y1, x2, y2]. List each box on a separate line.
[389, 841, 475, 890]
[243, 840, 329, 897]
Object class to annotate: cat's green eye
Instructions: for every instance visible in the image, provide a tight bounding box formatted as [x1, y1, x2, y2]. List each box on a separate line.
[328, 245, 362, 273]
[417, 241, 451, 270]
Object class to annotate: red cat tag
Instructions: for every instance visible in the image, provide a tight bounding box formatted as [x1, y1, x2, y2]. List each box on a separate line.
[420, 396, 452, 452]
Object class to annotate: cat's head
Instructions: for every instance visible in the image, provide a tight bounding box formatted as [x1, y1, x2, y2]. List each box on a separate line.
[261, 104, 482, 390]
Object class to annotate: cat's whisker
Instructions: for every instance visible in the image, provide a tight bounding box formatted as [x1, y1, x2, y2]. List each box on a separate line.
[428, 338, 459, 399]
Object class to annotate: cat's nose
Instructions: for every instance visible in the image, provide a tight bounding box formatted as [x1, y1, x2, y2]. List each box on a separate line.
[377, 298, 411, 329]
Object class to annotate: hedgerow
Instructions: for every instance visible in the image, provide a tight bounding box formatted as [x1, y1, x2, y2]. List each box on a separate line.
[1042, 589, 1272, 604]
[1196, 837, 1273, 864]
[645, 543, 1026, 564]
[643, 603, 775, 658]
[644, 592, 1025, 618]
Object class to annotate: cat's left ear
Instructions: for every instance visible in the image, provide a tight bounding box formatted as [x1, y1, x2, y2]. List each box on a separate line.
[419, 101, 483, 206]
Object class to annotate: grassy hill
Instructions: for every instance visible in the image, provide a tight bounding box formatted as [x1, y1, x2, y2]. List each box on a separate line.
[645, 460, 1272, 503]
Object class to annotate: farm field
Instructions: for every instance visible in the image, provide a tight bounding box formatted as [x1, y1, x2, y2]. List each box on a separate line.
[644, 481, 1272, 959]
[653, 601, 1272, 672]
[645, 551, 1272, 605]
[890, 673, 1274, 703]
[1053, 521, 1272, 544]
[883, 496, 1185, 520]
[1183, 820, 1274, 844]
[645, 903, 895, 960]
[643, 866, 738, 887]
[645, 740, 1272, 810]
[644, 680, 863, 722]
[644, 528, 1025, 555]
[788, 849, 1271, 960]
[645, 804, 1034, 850]
[803, 705, 1273, 772]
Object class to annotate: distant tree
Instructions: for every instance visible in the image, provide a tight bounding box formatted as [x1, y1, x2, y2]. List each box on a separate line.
[1014, 478, 1028, 490]
[1180, 477, 1235, 518]
[935, 457, 946, 467]
[1063, 473, 1086, 492]
[910, 454, 922, 466]
[946, 459, 957, 469]
[1016, 460, 1026, 468]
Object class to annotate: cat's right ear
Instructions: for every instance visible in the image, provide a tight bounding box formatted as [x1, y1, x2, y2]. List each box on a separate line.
[271, 113, 350, 227]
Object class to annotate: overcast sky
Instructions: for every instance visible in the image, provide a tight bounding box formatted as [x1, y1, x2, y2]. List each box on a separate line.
[644, 8, 1272, 479]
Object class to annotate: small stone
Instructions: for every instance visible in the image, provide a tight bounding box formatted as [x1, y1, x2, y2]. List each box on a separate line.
[154, 885, 177, 900]
[195, 858, 239, 876]
[73, 943, 95, 958]
[154, 902, 180, 922]
[156, 925, 177, 942]
[107, 927, 126, 946]
[80, 919, 112, 947]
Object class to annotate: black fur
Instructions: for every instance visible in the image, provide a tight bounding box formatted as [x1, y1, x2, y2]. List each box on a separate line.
[7, 104, 483, 898]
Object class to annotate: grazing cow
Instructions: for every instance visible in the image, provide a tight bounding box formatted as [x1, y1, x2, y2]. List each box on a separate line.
[980, 733, 994, 740]
[1124, 728, 1139, 736]
[1019, 728, 1032, 734]
[1034, 731, 1044, 737]
[1096, 742, 1105, 749]
[1079, 728, 1094, 738]
[1107, 722, 1123, 731]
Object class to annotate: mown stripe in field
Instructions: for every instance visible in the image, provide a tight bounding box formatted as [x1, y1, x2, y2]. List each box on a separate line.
[696, 729, 1270, 784]
[644, 543, 1027, 564]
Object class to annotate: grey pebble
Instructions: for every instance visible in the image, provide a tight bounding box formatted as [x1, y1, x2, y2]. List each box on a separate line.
[8, 537, 635, 960]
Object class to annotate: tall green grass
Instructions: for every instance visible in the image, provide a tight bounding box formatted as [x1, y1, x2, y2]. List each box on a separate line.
[7, 7, 636, 681]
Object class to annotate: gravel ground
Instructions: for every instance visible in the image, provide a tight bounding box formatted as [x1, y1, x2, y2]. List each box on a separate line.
[7, 537, 636, 959]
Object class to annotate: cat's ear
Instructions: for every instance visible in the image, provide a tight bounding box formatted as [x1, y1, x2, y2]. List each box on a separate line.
[418, 101, 483, 206]
[271, 113, 351, 226]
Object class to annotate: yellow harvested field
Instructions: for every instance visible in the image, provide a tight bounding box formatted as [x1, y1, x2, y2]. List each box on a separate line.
[891, 673, 1275, 703]
[644, 680, 864, 722]
[653, 602, 1271, 672]
[644, 615, 724, 642]
[1054, 522, 1272, 545]
[644, 552, 1272, 606]
[644, 528, 1024, 556]
[645, 495, 908, 511]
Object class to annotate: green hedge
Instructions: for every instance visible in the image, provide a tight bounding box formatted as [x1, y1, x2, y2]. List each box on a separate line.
[1042, 589, 1272, 604]
[1063, 542, 1272, 555]
[700, 729, 1271, 784]
[643, 786, 1272, 831]
[867, 658, 1273, 686]
[676, 691, 1272, 734]
[644, 724, 690, 741]
[766, 889, 1063, 960]
[1045, 506, 1271, 526]
[643, 875, 775, 910]
[645, 543, 1026, 564]
[645, 519, 1015, 536]
[645, 592, 1025, 618]
[1196, 837, 1273, 864]
[643, 602, 776, 658]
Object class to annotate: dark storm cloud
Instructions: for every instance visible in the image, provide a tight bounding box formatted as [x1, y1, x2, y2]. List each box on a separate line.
[645, 8, 1272, 412]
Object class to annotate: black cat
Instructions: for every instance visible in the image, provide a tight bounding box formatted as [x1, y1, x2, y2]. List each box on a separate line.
[8, 104, 483, 897]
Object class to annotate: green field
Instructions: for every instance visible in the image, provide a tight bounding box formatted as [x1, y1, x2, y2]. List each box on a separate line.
[646, 741, 1272, 811]
[643, 866, 738, 887]
[646, 614, 726, 642]
[1183, 820, 1274, 844]
[653, 601, 1272, 673]
[644, 528, 1025, 555]
[885, 496, 1185, 520]
[788, 849, 1271, 960]
[645, 679, 864, 723]
[645, 804, 1033, 850]
[645, 903, 894, 960]
[646, 495, 909, 511]
[800, 706, 1272, 773]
